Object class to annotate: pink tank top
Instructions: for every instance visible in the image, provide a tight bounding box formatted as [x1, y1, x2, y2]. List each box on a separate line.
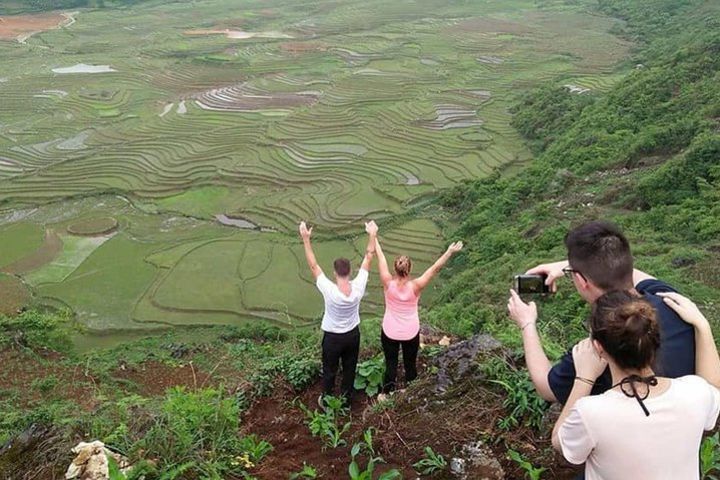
[382, 279, 420, 341]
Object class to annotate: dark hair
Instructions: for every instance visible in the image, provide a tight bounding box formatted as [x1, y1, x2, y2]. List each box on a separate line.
[590, 291, 660, 370]
[394, 255, 412, 277]
[334, 258, 351, 277]
[564, 221, 633, 291]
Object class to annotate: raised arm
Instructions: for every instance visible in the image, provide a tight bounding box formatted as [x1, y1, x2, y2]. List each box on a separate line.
[360, 221, 378, 271]
[299, 221, 323, 279]
[508, 289, 557, 402]
[413, 241, 463, 293]
[660, 292, 720, 388]
[374, 236, 392, 286]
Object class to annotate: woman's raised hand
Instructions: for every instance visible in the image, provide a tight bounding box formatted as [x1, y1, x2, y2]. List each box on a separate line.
[446, 241, 463, 254]
[658, 292, 708, 328]
[365, 220, 378, 235]
[299, 221, 312, 240]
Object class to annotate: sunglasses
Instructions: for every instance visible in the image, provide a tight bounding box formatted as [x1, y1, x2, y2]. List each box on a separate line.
[562, 267, 586, 281]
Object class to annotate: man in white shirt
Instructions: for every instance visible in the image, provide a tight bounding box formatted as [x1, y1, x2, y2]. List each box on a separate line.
[299, 220, 377, 405]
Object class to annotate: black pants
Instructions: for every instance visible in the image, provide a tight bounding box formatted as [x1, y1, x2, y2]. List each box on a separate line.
[381, 330, 420, 393]
[321, 326, 360, 401]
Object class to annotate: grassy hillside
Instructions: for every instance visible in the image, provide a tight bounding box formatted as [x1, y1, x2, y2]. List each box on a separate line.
[428, 0, 720, 358]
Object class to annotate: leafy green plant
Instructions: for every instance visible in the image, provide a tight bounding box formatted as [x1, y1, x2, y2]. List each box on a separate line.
[701, 433, 720, 480]
[354, 356, 385, 396]
[298, 396, 351, 449]
[483, 357, 548, 431]
[507, 449, 546, 480]
[289, 462, 318, 479]
[348, 428, 402, 480]
[239, 434, 273, 463]
[413, 446, 447, 476]
[285, 356, 320, 391]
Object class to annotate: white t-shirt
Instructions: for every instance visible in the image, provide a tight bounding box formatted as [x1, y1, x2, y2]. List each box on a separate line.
[559, 375, 720, 480]
[316, 268, 369, 334]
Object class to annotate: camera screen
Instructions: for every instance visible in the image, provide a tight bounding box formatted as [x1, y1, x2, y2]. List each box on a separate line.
[519, 276, 546, 293]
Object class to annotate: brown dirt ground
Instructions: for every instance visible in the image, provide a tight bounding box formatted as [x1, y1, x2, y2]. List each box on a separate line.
[1, 229, 62, 275]
[0, 349, 99, 411]
[112, 360, 215, 396]
[0, 13, 66, 41]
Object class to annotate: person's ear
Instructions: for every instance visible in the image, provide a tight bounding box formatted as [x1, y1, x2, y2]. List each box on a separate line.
[592, 339, 605, 358]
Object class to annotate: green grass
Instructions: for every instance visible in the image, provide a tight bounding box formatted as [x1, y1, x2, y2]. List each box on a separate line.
[0, 223, 44, 268]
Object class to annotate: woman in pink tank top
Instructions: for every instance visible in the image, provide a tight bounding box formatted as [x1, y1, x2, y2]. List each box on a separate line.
[375, 236, 463, 393]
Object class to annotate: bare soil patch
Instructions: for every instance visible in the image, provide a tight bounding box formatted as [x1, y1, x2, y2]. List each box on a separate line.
[0, 349, 98, 411]
[0, 12, 67, 41]
[112, 361, 214, 396]
[280, 41, 327, 54]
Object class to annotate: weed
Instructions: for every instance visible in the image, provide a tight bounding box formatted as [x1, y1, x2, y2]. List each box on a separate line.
[507, 449, 547, 480]
[413, 446, 447, 476]
[31, 375, 59, 394]
[701, 433, 720, 480]
[348, 428, 402, 480]
[298, 396, 350, 449]
[483, 357, 547, 430]
[290, 462, 318, 479]
[354, 356, 385, 396]
[239, 434, 273, 463]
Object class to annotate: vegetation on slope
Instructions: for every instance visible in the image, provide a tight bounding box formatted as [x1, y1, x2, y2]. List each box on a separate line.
[428, 0, 720, 352]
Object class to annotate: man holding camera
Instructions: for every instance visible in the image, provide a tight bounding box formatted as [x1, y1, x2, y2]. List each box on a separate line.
[507, 221, 695, 404]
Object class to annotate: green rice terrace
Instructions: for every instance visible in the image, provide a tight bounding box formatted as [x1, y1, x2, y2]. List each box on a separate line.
[0, 0, 631, 341]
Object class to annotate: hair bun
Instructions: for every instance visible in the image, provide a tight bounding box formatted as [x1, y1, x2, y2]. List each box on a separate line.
[618, 301, 656, 336]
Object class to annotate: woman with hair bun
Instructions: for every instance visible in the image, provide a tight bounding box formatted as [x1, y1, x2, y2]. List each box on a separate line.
[553, 290, 720, 479]
[374, 236, 463, 396]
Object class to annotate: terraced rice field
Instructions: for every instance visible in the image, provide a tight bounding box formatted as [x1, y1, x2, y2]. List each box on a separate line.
[0, 0, 631, 337]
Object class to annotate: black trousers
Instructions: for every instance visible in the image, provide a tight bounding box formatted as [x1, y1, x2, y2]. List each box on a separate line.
[321, 326, 360, 400]
[381, 330, 420, 393]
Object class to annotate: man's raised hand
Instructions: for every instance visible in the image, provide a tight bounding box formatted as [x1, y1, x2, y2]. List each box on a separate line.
[507, 289, 537, 331]
[446, 241, 464, 254]
[526, 260, 569, 293]
[365, 220, 378, 236]
[299, 221, 313, 240]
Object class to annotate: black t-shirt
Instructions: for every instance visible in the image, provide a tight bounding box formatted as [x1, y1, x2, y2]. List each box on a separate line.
[547, 279, 696, 405]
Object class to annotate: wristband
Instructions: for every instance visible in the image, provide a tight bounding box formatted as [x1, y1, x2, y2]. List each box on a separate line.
[574, 376, 595, 386]
[520, 321, 534, 331]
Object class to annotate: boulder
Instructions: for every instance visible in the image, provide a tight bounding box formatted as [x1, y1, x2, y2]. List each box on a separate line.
[65, 441, 131, 480]
[450, 440, 504, 480]
[433, 334, 503, 394]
